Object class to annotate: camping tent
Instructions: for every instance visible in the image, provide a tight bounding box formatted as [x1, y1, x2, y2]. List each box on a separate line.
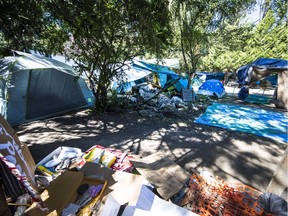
[0, 51, 94, 126]
[197, 79, 226, 98]
[111, 62, 152, 93]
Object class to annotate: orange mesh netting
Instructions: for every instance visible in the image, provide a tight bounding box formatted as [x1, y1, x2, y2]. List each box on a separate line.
[181, 174, 273, 216]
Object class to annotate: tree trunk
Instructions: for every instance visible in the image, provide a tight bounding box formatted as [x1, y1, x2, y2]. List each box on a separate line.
[94, 66, 110, 111]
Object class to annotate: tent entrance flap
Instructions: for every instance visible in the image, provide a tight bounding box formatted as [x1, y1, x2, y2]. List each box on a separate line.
[26, 69, 87, 119]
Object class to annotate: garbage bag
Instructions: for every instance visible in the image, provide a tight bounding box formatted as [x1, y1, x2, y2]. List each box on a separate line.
[238, 86, 249, 100]
[258, 193, 288, 216]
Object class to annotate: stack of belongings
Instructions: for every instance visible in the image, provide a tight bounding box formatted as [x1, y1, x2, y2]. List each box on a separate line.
[82, 145, 135, 173]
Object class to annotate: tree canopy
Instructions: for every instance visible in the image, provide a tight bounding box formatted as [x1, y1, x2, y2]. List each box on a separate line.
[42, 0, 172, 111]
[200, 0, 288, 72]
[169, 0, 256, 87]
[0, 0, 286, 111]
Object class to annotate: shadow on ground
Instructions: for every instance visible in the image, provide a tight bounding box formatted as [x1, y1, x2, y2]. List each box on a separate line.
[15, 97, 287, 193]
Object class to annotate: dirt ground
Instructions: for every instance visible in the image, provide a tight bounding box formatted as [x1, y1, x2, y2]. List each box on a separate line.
[15, 90, 287, 194]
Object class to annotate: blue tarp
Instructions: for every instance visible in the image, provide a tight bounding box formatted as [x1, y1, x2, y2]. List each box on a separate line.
[133, 60, 180, 79]
[195, 103, 288, 143]
[237, 58, 288, 86]
[195, 71, 225, 81]
[131, 60, 188, 91]
[197, 79, 226, 98]
[244, 95, 271, 104]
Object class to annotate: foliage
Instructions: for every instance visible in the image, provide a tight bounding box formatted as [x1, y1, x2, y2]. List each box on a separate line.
[0, 0, 67, 56]
[200, 4, 288, 73]
[43, 0, 171, 111]
[169, 0, 256, 87]
[244, 9, 288, 60]
[199, 23, 254, 72]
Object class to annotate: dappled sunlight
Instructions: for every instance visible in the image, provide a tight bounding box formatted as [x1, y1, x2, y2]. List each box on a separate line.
[195, 103, 288, 143]
[172, 147, 193, 159]
[177, 122, 189, 127]
[15, 108, 287, 193]
[211, 132, 224, 142]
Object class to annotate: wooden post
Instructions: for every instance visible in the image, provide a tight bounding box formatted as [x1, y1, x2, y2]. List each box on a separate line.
[266, 147, 288, 201]
[275, 71, 288, 110]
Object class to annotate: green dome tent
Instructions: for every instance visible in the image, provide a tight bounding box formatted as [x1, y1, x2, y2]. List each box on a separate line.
[0, 51, 94, 126]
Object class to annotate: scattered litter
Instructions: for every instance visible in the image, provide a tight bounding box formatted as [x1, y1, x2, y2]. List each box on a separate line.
[175, 173, 273, 216]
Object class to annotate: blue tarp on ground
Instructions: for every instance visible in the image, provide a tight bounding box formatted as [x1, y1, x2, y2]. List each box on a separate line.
[244, 95, 271, 104]
[195, 103, 288, 143]
[197, 79, 226, 98]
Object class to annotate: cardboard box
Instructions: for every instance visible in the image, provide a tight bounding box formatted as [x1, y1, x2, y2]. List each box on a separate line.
[25, 171, 107, 216]
[80, 162, 148, 206]
[130, 152, 190, 200]
[0, 115, 36, 188]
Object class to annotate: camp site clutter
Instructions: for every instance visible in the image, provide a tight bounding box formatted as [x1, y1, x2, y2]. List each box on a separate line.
[1, 114, 287, 216]
[0, 54, 287, 215]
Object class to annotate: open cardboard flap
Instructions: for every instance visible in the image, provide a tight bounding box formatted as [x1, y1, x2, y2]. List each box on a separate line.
[130, 152, 190, 200]
[25, 171, 107, 216]
[80, 162, 148, 206]
[0, 114, 37, 188]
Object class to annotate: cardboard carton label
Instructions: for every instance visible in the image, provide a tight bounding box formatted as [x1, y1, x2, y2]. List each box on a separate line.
[0, 115, 36, 187]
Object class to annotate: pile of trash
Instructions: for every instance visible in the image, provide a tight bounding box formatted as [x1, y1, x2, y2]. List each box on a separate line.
[34, 145, 136, 188]
[1, 112, 287, 216]
[115, 83, 201, 118]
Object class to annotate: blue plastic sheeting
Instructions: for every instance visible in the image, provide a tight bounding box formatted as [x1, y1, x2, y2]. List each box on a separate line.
[195, 103, 288, 143]
[132, 60, 188, 91]
[244, 95, 271, 104]
[197, 79, 226, 98]
[133, 60, 180, 79]
[263, 74, 278, 87]
[237, 58, 288, 86]
[158, 73, 168, 88]
[195, 71, 225, 81]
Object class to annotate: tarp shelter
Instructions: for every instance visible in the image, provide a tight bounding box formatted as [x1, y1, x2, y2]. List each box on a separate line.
[0, 51, 94, 126]
[132, 60, 188, 92]
[112, 60, 189, 93]
[195, 71, 225, 82]
[197, 79, 226, 98]
[237, 58, 288, 87]
[111, 63, 152, 93]
[236, 58, 288, 109]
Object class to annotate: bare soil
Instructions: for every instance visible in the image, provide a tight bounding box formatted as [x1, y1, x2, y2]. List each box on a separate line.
[15, 93, 287, 193]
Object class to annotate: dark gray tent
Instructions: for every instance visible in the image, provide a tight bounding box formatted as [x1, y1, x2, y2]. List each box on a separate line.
[0, 51, 94, 126]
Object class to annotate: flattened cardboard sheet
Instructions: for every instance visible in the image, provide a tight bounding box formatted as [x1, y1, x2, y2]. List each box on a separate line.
[130, 152, 190, 200]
